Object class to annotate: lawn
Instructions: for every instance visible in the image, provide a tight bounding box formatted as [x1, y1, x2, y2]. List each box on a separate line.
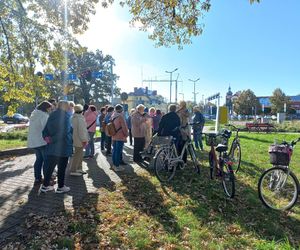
[3, 132, 300, 249]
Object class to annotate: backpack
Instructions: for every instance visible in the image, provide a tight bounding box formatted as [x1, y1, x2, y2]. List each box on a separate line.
[106, 117, 122, 137]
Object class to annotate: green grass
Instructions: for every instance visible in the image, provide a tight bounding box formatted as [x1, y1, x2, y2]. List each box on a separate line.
[0, 139, 27, 151]
[0, 129, 28, 151]
[2, 132, 300, 249]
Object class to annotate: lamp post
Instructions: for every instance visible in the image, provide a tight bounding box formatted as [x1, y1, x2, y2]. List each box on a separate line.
[188, 78, 200, 105]
[165, 68, 178, 103]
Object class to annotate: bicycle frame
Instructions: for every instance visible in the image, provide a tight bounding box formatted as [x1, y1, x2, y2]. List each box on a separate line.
[168, 138, 196, 166]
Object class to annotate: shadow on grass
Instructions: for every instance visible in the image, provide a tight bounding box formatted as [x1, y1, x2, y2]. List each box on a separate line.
[114, 165, 182, 236]
[161, 161, 300, 247]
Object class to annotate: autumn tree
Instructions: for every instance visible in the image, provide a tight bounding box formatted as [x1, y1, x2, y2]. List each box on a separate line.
[269, 88, 291, 114]
[100, 0, 260, 48]
[233, 89, 261, 115]
[0, 0, 98, 114]
[66, 49, 120, 104]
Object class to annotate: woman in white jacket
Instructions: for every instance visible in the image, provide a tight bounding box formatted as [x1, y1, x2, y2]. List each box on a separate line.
[69, 104, 89, 176]
[27, 101, 53, 185]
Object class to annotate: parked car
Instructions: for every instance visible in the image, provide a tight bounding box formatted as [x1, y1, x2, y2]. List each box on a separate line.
[2, 113, 29, 124]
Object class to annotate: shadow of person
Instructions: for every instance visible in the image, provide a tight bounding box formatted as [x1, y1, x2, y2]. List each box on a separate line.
[84, 153, 116, 192]
[0, 185, 65, 245]
[113, 164, 182, 236]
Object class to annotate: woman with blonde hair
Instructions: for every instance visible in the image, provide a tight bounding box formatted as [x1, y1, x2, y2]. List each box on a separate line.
[131, 104, 148, 162]
[176, 100, 190, 163]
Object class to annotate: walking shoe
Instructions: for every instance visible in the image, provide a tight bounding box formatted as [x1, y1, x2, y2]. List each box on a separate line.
[34, 179, 43, 186]
[112, 166, 125, 172]
[76, 170, 87, 174]
[70, 172, 82, 176]
[56, 186, 70, 193]
[40, 185, 55, 193]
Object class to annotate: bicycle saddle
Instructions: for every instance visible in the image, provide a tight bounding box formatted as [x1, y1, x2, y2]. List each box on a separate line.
[216, 144, 228, 152]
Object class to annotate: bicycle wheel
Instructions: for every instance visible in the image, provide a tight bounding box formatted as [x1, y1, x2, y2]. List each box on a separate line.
[229, 142, 241, 173]
[188, 144, 200, 174]
[258, 166, 299, 210]
[208, 151, 216, 179]
[154, 146, 177, 182]
[222, 163, 235, 198]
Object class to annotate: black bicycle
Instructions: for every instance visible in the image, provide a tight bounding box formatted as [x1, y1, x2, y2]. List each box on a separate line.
[258, 138, 300, 210]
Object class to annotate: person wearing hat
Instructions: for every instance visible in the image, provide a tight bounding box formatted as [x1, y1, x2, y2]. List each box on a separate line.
[69, 104, 89, 176]
[111, 104, 128, 171]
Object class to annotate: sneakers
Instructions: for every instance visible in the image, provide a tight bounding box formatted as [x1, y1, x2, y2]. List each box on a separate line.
[40, 185, 55, 193]
[70, 172, 82, 176]
[112, 166, 125, 172]
[56, 186, 70, 193]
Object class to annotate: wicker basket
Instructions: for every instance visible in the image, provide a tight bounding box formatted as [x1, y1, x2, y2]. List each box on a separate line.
[269, 144, 290, 166]
[205, 133, 228, 147]
[152, 136, 173, 147]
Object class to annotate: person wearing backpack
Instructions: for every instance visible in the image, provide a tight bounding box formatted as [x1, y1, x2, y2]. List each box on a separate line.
[110, 104, 128, 171]
[192, 106, 205, 151]
[84, 105, 98, 159]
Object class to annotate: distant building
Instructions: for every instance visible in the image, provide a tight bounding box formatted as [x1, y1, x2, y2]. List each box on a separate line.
[126, 87, 166, 111]
[257, 95, 300, 114]
[225, 86, 233, 114]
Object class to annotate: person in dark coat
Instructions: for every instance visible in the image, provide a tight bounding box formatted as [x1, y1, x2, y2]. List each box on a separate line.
[192, 106, 205, 150]
[157, 104, 181, 142]
[40, 100, 73, 193]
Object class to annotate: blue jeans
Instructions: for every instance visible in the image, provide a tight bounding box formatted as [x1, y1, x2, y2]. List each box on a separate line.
[193, 131, 203, 150]
[33, 146, 46, 181]
[112, 141, 124, 167]
[85, 132, 95, 156]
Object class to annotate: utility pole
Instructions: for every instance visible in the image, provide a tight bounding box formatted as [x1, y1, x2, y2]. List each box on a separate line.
[188, 78, 200, 105]
[175, 73, 180, 103]
[166, 68, 178, 103]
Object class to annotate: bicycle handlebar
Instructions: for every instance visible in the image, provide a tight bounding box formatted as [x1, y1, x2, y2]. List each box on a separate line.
[225, 124, 240, 131]
[280, 138, 300, 147]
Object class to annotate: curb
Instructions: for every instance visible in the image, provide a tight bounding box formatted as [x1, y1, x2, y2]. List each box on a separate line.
[0, 137, 101, 158]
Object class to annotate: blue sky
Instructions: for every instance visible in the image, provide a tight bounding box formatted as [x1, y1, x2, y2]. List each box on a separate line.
[78, 0, 300, 104]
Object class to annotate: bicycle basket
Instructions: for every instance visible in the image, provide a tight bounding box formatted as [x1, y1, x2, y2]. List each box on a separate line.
[205, 133, 228, 147]
[152, 136, 173, 147]
[269, 144, 290, 166]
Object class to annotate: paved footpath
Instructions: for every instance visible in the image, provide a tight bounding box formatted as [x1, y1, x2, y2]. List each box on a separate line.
[0, 143, 145, 244]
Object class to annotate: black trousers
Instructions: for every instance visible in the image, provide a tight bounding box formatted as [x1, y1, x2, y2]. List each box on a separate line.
[43, 155, 69, 188]
[178, 139, 187, 163]
[106, 136, 112, 153]
[133, 137, 145, 162]
[128, 129, 133, 145]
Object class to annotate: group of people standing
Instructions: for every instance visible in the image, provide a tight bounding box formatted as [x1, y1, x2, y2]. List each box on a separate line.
[27, 98, 205, 193]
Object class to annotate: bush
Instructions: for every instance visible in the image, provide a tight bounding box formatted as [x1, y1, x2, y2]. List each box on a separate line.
[275, 121, 300, 133]
[0, 130, 28, 141]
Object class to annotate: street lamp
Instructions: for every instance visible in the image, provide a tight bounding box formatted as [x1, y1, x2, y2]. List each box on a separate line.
[165, 68, 178, 103]
[188, 78, 200, 105]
